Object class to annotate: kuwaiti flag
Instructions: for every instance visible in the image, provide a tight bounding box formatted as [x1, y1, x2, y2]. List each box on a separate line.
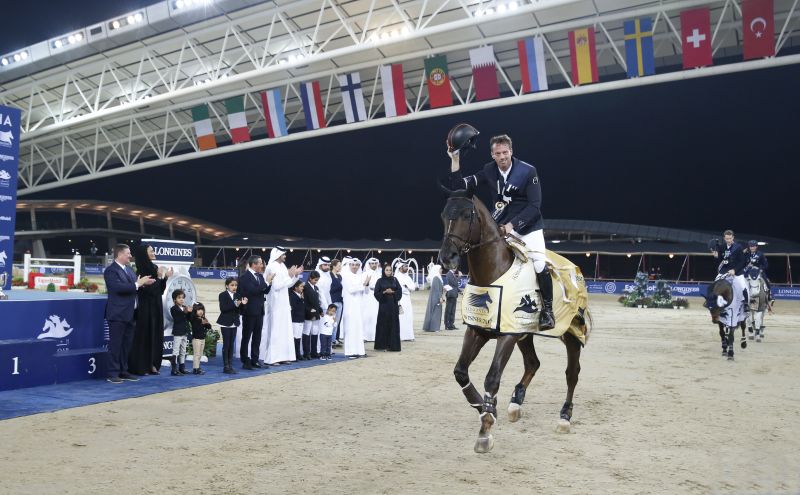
[380, 64, 407, 117]
[518, 37, 548, 93]
[338, 72, 367, 123]
[191, 104, 216, 150]
[300, 81, 326, 130]
[568, 28, 599, 85]
[469, 46, 500, 101]
[224, 96, 250, 143]
[260, 89, 288, 138]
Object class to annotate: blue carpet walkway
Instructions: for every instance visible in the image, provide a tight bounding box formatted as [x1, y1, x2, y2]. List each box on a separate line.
[0, 351, 349, 421]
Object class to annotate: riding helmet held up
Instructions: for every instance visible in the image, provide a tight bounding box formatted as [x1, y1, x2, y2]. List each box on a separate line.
[447, 123, 480, 155]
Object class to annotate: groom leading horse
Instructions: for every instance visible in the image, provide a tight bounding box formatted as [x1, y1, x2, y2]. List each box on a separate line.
[446, 124, 555, 330]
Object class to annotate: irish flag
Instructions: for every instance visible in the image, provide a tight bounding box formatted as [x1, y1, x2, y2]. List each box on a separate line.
[191, 104, 216, 150]
[225, 96, 250, 143]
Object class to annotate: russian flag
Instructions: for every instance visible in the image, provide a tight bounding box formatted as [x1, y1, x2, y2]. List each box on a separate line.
[518, 37, 548, 93]
[300, 81, 326, 130]
[260, 89, 288, 138]
[380, 64, 407, 117]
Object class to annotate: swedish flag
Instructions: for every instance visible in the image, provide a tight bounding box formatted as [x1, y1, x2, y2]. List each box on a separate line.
[624, 18, 655, 78]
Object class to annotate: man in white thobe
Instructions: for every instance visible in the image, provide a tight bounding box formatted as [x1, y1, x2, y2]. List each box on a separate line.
[394, 260, 417, 341]
[361, 257, 380, 341]
[342, 258, 366, 357]
[262, 246, 303, 364]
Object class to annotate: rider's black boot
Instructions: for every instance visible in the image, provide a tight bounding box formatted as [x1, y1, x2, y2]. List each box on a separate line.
[536, 268, 556, 331]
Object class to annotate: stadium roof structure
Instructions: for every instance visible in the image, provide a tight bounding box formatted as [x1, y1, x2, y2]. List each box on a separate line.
[2, 0, 799, 195]
[14, 199, 236, 242]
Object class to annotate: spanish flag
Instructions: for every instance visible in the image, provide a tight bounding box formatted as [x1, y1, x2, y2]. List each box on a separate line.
[568, 28, 599, 86]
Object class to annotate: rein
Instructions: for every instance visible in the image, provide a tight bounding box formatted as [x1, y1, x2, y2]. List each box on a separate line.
[444, 199, 505, 254]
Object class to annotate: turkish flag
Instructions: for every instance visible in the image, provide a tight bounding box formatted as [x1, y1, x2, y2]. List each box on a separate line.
[681, 8, 712, 69]
[742, 0, 775, 60]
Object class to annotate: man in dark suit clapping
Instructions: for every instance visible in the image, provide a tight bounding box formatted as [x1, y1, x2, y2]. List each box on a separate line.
[238, 255, 273, 370]
[104, 243, 156, 383]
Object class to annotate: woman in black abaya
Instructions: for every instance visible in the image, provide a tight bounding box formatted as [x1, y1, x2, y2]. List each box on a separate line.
[373, 263, 402, 352]
[128, 243, 171, 375]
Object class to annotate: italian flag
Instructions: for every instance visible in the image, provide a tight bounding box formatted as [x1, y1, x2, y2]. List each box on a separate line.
[191, 104, 217, 150]
[225, 96, 251, 143]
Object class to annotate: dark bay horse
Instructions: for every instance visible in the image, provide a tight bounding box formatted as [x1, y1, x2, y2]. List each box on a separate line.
[438, 190, 584, 453]
[703, 277, 748, 360]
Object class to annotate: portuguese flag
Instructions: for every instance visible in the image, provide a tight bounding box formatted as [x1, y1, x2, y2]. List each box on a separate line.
[191, 104, 217, 150]
[424, 55, 453, 108]
[225, 96, 251, 143]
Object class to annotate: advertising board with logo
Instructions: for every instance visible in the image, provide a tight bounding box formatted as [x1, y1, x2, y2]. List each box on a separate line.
[586, 280, 798, 300]
[0, 105, 20, 291]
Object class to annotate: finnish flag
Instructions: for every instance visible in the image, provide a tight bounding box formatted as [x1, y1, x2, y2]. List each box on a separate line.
[338, 72, 367, 123]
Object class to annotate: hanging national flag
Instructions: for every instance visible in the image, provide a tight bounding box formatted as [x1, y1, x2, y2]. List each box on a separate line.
[224, 96, 250, 144]
[380, 64, 407, 117]
[424, 55, 453, 108]
[338, 72, 367, 123]
[624, 18, 655, 78]
[681, 8, 712, 69]
[191, 104, 216, 150]
[518, 37, 548, 93]
[742, 0, 775, 60]
[300, 81, 326, 130]
[568, 28, 599, 85]
[469, 46, 500, 101]
[260, 89, 288, 138]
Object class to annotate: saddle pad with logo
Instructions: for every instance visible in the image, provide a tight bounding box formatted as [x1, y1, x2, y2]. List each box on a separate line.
[461, 250, 589, 344]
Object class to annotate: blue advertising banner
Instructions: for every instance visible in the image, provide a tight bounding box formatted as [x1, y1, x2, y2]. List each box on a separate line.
[585, 280, 799, 300]
[0, 297, 108, 350]
[0, 105, 21, 291]
[143, 238, 195, 264]
[190, 268, 242, 280]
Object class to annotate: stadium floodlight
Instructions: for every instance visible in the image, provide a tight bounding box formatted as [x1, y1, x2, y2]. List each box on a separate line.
[1, 58, 8, 66]
[13, 53, 20, 62]
[54, 40, 63, 48]
[497, 4, 507, 13]
[401, 26, 410, 35]
[111, 20, 121, 29]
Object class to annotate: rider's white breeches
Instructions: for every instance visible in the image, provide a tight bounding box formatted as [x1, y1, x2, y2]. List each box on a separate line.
[514, 229, 547, 273]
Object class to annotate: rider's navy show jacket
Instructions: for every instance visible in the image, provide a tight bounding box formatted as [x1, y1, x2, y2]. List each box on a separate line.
[715, 242, 747, 275]
[449, 157, 544, 235]
[747, 250, 769, 271]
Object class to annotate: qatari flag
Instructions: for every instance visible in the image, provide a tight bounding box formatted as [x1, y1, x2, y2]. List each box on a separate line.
[742, 0, 775, 60]
[469, 46, 500, 101]
[681, 8, 712, 69]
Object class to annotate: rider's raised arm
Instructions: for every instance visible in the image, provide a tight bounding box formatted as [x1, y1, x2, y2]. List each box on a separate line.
[448, 159, 489, 192]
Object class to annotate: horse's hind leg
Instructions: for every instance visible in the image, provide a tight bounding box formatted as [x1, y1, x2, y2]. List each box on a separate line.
[558, 333, 582, 434]
[508, 334, 540, 423]
[474, 335, 517, 454]
[453, 328, 491, 413]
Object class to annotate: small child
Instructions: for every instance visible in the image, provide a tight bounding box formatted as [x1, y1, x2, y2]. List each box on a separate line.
[170, 289, 192, 376]
[319, 304, 338, 361]
[289, 280, 306, 360]
[189, 302, 212, 375]
[217, 277, 246, 375]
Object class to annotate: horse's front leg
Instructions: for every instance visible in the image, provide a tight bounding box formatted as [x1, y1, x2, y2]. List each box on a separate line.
[508, 334, 540, 423]
[739, 321, 748, 349]
[718, 323, 727, 356]
[474, 334, 517, 453]
[453, 327, 491, 413]
[558, 332, 582, 433]
[725, 326, 735, 360]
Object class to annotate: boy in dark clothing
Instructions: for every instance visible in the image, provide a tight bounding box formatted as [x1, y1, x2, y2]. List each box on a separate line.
[170, 289, 192, 376]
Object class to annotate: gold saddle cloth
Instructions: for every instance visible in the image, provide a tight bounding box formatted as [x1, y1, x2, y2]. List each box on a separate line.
[460, 250, 591, 345]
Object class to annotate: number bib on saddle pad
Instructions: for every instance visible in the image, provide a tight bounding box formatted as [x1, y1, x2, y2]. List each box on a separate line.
[461, 250, 590, 345]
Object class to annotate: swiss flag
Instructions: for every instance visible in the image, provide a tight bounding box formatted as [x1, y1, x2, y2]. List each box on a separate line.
[681, 8, 712, 69]
[742, 0, 775, 60]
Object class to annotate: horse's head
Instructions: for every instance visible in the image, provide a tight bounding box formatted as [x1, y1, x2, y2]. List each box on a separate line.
[438, 186, 479, 271]
[704, 279, 733, 324]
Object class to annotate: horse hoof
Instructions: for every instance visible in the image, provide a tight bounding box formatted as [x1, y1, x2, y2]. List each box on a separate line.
[474, 434, 494, 453]
[508, 403, 522, 423]
[556, 419, 571, 434]
[756, 336, 762, 343]
[727, 354, 734, 361]
[741, 340, 747, 349]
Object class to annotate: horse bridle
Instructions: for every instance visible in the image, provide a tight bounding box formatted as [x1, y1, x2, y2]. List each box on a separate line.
[444, 198, 504, 254]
